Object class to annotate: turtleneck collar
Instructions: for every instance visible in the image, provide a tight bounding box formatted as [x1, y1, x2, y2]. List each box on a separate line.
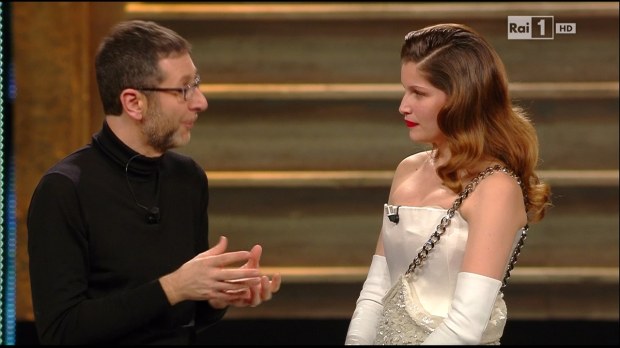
[92, 120, 162, 176]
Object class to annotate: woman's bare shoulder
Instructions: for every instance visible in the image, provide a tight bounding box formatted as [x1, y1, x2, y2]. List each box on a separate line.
[395, 151, 431, 173]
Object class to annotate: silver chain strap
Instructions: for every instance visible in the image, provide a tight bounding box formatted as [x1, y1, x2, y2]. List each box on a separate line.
[404, 164, 528, 288]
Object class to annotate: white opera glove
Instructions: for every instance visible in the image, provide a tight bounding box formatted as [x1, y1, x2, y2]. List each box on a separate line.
[345, 255, 391, 345]
[422, 272, 502, 345]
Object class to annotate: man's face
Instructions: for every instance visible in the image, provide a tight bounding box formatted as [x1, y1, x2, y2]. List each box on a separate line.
[142, 53, 207, 153]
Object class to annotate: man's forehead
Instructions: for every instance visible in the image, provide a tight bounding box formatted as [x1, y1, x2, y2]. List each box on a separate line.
[158, 53, 197, 82]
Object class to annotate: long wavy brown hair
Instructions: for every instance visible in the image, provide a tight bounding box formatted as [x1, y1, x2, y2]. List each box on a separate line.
[401, 23, 551, 223]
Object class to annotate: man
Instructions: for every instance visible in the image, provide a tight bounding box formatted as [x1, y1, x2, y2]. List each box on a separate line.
[27, 20, 281, 345]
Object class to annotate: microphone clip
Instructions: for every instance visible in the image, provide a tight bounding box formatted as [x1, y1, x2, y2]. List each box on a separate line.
[125, 154, 162, 225]
[386, 205, 400, 224]
[146, 207, 160, 224]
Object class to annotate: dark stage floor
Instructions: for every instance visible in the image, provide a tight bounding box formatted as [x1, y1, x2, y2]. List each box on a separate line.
[15, 319, 619, 345]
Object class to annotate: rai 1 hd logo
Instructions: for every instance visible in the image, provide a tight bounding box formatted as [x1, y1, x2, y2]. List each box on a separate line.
[507, 16, 576, 40]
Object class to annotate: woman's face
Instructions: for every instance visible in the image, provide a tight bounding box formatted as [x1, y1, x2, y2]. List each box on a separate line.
[398, 61, 448, 147]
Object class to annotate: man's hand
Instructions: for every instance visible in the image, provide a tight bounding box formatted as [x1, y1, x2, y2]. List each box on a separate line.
[240, 244, 281, 307]
[159, 236, 261, 306]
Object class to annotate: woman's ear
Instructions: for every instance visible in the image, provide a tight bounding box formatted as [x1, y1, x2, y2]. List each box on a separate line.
[120, 89, 145, 121]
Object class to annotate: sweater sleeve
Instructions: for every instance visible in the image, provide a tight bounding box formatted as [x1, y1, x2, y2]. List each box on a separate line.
[27, 173, 173, 344]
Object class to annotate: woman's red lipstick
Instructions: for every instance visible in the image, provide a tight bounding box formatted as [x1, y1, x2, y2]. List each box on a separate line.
[405, 120, 417, 128]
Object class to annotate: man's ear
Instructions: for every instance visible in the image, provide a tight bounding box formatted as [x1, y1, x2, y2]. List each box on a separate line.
[120, 89, 145, 121]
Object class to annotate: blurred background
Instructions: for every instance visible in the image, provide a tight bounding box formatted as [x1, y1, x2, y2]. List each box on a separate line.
[4, 2, 619, 345]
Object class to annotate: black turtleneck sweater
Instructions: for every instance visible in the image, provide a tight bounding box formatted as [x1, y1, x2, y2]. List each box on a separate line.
[27, 121, 226, 344]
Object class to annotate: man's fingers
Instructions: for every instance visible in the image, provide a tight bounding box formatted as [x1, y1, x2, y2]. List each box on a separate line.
[259, 276, 272, 301]
[217, 268, 261, 282]
[247, 244, 263, 268]
[270, 273, 282, 293]
[199, 236, 228, 257]
[209, 250, 254, 267]
[225, 277, 261, 287]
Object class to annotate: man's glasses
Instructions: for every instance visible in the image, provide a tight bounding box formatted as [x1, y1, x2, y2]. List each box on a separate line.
[137, 76, 201, 101]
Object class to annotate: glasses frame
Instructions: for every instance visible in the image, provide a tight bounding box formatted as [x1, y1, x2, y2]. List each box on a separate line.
[137, 75, 201, 101]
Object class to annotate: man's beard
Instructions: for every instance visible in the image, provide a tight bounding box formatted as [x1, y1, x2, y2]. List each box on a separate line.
[143, 106, 176, 153]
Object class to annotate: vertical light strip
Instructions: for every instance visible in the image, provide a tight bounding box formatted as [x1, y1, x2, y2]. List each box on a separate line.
[0, 1, 16, 345]
[0, 1, 5, 343]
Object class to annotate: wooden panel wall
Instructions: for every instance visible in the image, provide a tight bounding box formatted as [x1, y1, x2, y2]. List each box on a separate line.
[12, 1, 125, 321]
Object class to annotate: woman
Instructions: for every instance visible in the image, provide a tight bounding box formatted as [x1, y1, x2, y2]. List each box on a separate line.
[345, 23, 551, 345]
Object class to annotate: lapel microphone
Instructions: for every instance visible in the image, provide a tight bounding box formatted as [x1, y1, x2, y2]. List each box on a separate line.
[125, 154, 161, 224]
[145, 207, 161, 225]
[387, 205, 400, 224]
